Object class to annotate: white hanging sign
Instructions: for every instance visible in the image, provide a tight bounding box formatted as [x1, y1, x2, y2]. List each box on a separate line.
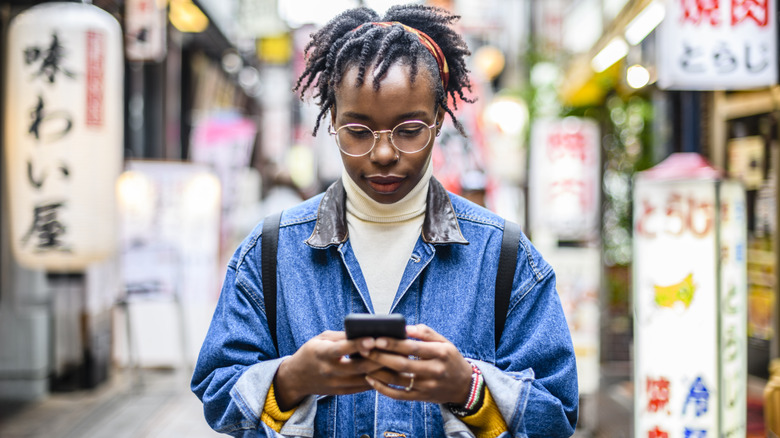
[529, 117, 601, 240]
[4, 3, 123, 271]
[633, 153, 747, 437]
[125, 0, 167, 61]
[657, 0, 777, 90]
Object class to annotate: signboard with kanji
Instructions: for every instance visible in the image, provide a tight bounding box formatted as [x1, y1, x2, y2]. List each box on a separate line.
[657, 0, 777, 90]
[633, 153, 747, 437]
[4, 3, 123, 271]
[529, 117, 601, 240]
[125, 0, 167, 61]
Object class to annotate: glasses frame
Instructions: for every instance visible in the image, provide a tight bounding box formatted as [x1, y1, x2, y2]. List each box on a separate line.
[328, 113, 438, 157]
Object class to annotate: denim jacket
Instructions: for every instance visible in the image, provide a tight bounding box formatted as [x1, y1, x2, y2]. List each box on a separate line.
[191, 178, 578, 437]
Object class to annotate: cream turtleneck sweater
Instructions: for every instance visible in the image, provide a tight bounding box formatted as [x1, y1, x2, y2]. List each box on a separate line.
[342, 160, 432, 314]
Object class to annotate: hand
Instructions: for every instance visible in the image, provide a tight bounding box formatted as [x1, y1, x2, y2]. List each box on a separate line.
[273, 330, 385, 411]
[358, 324, 473, 405]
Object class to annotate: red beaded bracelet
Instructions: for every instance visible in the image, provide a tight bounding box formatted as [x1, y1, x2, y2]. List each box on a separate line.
[446, 362, 485, 417]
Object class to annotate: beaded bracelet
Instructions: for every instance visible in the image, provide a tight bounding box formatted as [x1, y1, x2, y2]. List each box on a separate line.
[446, 362, 485, 417]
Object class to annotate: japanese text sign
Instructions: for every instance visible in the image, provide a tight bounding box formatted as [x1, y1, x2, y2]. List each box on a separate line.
[529, 117, 601, 240]
[657, 0, 777, 90]
[633, 153, 747, 437]
[125, 0, 167, 61]
[4, 3, 123, 271]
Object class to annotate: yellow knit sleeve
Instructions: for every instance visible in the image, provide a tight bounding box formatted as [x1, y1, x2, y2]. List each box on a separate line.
[260, 383, 297, 432]
[458, 386, 508, 438]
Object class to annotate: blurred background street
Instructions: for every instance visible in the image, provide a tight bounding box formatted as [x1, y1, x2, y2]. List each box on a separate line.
[0, 0, 778, 436]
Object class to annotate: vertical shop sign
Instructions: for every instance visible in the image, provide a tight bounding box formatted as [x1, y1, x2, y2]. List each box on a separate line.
[125, 0, 167, 62]
[633, 153, 747, 437]
[544, 247, 601, 396]
[657, 0, 777, 90]
[4, 3, 123, 271]
[190, 112, 256, 261]
[117, 161, 220, 303]
[529, 117, 600, 240]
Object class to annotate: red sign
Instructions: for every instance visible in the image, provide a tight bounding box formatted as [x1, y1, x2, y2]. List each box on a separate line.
[732, 0, 770, 26]
[648, 426, 669, 438]
[647, 377, 672, 413]
[85, 30, 104, 127]
[635, 192, 715, 239]
[680, 0, 723, 26]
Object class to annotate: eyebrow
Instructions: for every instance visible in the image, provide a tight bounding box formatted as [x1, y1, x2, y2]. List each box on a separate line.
[341, 110, 431, 123]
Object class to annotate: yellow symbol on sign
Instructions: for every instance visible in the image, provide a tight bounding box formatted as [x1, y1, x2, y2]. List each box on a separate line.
[654, 273, 695, 309]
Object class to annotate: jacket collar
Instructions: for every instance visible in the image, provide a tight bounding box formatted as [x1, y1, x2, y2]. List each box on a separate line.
[305, 177, 468, 248]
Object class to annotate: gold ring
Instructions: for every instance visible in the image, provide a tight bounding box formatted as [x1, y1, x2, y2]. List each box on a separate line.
[404, 374, 415, 392]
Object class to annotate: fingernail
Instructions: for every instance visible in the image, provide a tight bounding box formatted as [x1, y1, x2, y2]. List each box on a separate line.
[365, 376, 376, 386]
[376, 338, 388, 348]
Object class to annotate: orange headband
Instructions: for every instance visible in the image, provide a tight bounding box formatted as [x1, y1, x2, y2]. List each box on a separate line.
[353, 21, 450, 91]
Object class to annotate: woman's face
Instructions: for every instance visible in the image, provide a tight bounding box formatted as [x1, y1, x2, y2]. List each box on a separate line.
[332, 62, 444, 204]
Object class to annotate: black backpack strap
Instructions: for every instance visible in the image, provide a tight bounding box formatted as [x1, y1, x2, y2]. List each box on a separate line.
[495, 220, 521, 350]
[261, 211, 282, 355]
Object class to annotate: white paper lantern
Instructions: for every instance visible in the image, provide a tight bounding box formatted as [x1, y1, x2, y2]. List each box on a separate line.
[4, 3, 124, 271]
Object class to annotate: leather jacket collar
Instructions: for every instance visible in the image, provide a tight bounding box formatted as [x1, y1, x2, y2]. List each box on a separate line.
[305, 177, 468, 248]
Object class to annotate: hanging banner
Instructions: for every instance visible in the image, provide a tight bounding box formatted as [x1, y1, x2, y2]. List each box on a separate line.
[544, 247, 601, 396]
[117, 161, 220, 303]
[4, 3, 123, 272]
[657, 0, 777, 90]
[633, 153, 747, 437]
[529, 117, 600, 240]
[190, 112, 256, 261]
[125, 0, 167, 61]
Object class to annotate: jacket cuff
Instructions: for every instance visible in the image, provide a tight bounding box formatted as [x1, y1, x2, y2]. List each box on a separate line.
[231, 357, 319, 437]
[459, 386, 508, 438]
[261, 383, 297, 431]
[476, 360, 535, 435]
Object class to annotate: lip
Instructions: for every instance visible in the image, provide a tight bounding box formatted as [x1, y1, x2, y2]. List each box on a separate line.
[365, 175, 404, 194]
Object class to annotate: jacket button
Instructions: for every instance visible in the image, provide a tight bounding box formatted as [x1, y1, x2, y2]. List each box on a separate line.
[359, 435, 370, 438]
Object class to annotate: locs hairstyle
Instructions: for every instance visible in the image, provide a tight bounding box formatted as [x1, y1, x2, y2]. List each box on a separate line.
[293, 4, 475, 136]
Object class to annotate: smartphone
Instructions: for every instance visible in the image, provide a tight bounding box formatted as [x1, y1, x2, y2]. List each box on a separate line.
[344, 313, 406, 340]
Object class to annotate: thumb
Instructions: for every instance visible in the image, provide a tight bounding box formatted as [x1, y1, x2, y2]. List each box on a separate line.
[406, 324, 447, 342]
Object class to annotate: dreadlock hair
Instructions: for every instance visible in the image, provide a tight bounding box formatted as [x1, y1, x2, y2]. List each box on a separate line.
[293, 4, 474, 136]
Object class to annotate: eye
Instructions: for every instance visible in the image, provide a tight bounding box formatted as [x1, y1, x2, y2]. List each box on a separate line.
[343, 125, 373, 138]
[394, 124, 425, 138]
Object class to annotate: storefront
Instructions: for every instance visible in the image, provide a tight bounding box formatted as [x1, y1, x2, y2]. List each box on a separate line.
[555, 0, 779, 434]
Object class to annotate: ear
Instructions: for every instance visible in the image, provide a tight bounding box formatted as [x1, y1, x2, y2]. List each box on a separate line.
[435, 106, 445, 135]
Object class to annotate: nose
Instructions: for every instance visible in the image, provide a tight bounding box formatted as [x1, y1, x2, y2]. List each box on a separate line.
[369, 130, 399, 164]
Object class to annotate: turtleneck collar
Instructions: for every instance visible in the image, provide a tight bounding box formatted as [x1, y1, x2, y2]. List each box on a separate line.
[342, 157, 432, 224]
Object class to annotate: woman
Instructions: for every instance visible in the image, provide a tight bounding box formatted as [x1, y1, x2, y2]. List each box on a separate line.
[192, 4, 578, 437]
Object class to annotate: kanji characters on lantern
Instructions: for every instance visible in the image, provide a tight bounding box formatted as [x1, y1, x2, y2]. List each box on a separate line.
[4, 2, 123, 271]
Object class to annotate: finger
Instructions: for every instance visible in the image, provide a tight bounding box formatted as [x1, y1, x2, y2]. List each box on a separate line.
[365, 375, 416, 401]
[406, 324, 448, 342]
[338, 355, 385, 374]
[371, 337, 449, 361]
[366, 368, 415, 388]
[314, 338, 364, 361]
[364, 349, 425, 375]
[356, 337, 377, 356]
[316, 330, 347, 341]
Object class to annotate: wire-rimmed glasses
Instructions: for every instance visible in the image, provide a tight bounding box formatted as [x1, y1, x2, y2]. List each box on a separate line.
[328, 116, 437, 157]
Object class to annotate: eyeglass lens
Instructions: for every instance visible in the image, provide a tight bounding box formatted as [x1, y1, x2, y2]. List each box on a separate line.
[335, 121, 432, 156]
